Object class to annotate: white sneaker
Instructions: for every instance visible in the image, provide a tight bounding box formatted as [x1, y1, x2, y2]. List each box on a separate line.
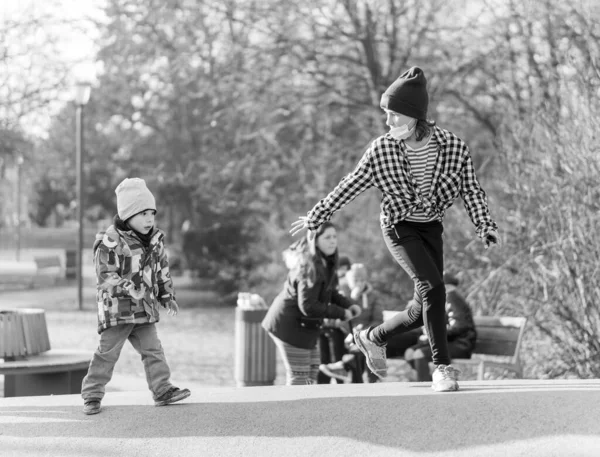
[431, 364, 460, 392]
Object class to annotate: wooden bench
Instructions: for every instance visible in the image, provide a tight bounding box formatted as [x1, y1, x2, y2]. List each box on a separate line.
[451, 316, 527, 379]
[33, 255, 63, 286]
[0, 261, 37, 288]
[0, 349, 91, 397]
[0, 256, 63, 289]
[0, 308, 90, 397]
[383, 311, 527, 380]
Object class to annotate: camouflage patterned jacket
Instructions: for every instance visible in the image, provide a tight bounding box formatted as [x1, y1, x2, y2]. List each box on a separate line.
[92, 224, 175, 334]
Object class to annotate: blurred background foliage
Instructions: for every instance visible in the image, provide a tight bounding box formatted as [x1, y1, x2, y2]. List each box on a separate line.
[1, 0, 599, 378]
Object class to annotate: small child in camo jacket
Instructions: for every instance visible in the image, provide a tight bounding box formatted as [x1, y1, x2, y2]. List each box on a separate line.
[81, 178, 190, 415]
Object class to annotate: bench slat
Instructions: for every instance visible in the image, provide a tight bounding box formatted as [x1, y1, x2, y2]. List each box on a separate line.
[473, 317, 527, 362]
[473, 316, 526, 328]
[34, 256, 62, 269]
[0, 349, 90, 375]
[474, 339, 518, 356]
[475, 326, 522, 343]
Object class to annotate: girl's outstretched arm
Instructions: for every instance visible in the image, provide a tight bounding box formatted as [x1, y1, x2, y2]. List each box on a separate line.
[292, 150, 375, 235]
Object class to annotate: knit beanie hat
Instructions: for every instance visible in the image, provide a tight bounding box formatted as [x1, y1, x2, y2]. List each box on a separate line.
[346, 263, 368, 289]
[443, 272, 459, 286]
[380, 67, 429, 120]
[115, 178, 156, 221]
[338, 256, 352, 270]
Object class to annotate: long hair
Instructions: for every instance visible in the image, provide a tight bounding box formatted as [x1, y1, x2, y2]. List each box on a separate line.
[291, 222, 338, 287]
[414, 119, 436, 142]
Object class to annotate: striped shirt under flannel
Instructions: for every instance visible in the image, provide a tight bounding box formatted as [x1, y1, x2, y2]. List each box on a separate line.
[405, 134, 439, 223]
[306, 126, 498, 238]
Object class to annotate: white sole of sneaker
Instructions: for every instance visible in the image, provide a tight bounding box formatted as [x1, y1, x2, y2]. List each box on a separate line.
[431, 383, 459, 392]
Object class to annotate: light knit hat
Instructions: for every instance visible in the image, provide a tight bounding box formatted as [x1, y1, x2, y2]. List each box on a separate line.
[115, 178, 156, 221]
[346, 263, 368, 289]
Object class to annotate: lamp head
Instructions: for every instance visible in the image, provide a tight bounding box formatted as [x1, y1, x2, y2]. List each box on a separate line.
[74, 82, 92, 106]
[73, 61, 96, 105]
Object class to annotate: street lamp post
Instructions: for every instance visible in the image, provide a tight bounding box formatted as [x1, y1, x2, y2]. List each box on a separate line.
[15, 154, 24, 261]
[74, 82, 91, 311]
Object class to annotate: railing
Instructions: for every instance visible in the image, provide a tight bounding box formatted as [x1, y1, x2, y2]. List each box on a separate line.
[0, 227, 97, 251]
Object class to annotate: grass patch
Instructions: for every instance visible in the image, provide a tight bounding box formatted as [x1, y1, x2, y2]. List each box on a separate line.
[44, 305, 413, 387]
[44, 306, 270, 387]
[1, 280, 413, 392]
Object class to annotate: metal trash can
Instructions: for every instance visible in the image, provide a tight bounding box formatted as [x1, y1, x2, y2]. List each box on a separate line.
[0, 309, 51, 359]
[65, 249, 77, 279]
[234, 294, 276, 387]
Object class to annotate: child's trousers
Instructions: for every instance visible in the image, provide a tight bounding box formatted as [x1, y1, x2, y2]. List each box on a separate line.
[81, 323, 173, 401]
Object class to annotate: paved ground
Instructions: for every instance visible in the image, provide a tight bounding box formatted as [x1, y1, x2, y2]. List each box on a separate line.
[1, 379, 599, 457]
[2, 260, 600, 456]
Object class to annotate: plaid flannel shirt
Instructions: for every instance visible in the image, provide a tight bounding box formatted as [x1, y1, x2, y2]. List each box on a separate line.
[306, 126, 497, 238]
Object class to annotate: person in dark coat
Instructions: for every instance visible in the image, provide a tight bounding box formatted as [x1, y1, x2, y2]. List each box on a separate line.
[262, 222, 361, 385]
[317, 255, 353, 384]
[319, 263, 384, 383]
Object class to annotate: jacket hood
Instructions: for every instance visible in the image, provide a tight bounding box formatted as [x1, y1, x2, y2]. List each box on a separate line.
[93, 225, 120, 254]
[93, 224, 162, 254]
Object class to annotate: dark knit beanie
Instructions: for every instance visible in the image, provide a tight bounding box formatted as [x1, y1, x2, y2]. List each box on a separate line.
[380, 67, 429, 119]
[443, 272, 459, 286]
[338, 256, 352, 270]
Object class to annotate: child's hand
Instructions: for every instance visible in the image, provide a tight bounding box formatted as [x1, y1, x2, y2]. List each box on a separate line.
[125, 281, 146, 300]
[483, 229, 501, 249]
[348, 304, 362, 319]
[342, 309, 353, 322]
[350, 287, 362, 301]
[167, 300, 179, 316]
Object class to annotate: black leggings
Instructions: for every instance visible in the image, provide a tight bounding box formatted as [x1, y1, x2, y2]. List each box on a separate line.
[317, 328, 347, 384]
[370, 220, 450, 366]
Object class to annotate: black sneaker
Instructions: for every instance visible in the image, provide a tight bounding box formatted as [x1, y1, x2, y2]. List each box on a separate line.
[83, 399, 102, 415]
[154, 387, 191, 406]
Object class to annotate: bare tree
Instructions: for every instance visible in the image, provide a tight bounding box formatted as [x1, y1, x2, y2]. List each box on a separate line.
[0, 0, 90, 133]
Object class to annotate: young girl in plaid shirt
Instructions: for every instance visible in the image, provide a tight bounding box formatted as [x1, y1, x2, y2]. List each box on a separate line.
[291, 67, 500, 392]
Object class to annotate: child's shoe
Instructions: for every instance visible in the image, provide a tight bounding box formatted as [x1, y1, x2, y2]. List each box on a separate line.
[155, 387, 191, 406]
[83, 398, 102, 415]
